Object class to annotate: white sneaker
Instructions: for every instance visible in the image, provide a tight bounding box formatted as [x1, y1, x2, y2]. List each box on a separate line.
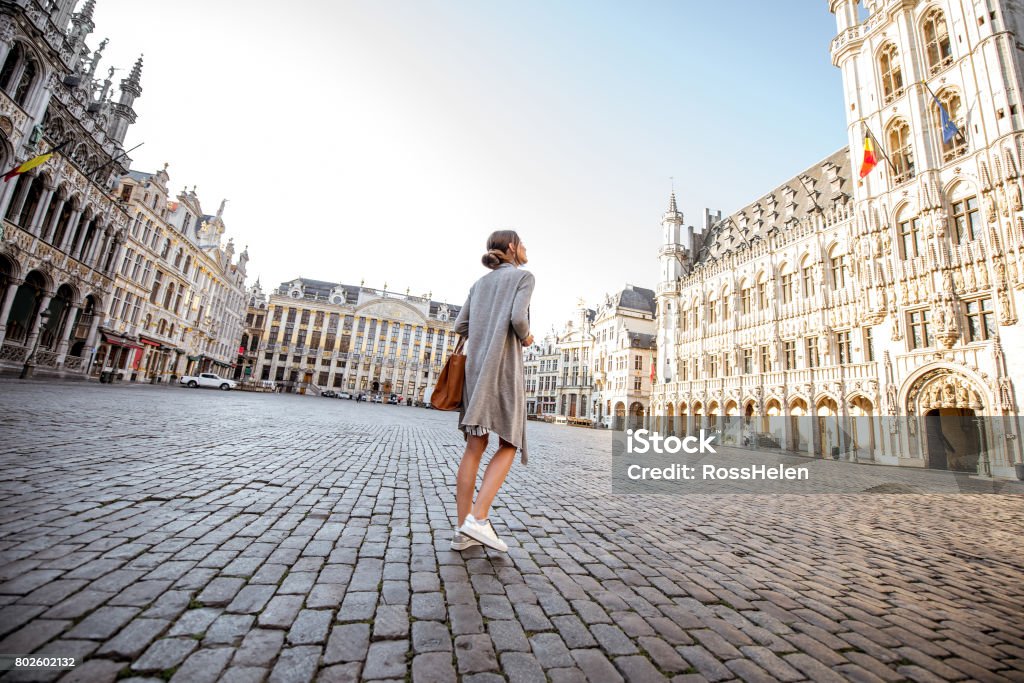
[450, 529, 482, 551]
[459, 514, 508, 552]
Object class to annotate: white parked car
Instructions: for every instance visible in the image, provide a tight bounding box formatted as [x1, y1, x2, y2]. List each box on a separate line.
[179, 373, 237, 391]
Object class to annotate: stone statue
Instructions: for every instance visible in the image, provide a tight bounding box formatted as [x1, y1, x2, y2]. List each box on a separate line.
[965, 267, 976, 291]
[978, 265, 990, 289]
[957, 383, 969, 407]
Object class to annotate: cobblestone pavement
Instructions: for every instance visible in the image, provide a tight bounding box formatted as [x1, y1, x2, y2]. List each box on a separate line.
[1, 381, 1023, 683]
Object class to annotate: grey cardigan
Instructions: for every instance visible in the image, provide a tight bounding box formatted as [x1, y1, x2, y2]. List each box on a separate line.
[453, 263, 535, 464]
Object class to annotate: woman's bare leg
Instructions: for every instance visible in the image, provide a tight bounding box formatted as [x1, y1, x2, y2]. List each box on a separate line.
[471, 439, 516, 521]
[456, 434, 488, 527]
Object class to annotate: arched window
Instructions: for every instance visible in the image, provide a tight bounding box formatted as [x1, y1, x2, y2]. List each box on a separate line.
[879, 43, 904, 105]
[14, 58, 36, 106]
[829, 246, 847, 289]
[922, 8, 952, 75]
[740, 280, 753, 314]
[721, 287, 731, 319]
[949, 183, 980, 243]
[887, 119, 915, 184]
[801, 257, 815, 298]
[0, 44, 39, 107]
[160, 237, 171, 259]
[0, 44, 23, 92]
[708, 295, 719, 324]
[896, 207, 922, 259]
[779, 264, 794, 304]
[756, 273, 768, 309]
[173, 248, 183, 268]
[163, 282, 175, 310]
[183, 255, 191, 277]
[934, 89, 966, 162]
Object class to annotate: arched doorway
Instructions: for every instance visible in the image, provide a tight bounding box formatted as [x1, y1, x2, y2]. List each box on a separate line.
[790, 398, 808, 452]
[4, 269, 48, 348]
[815, 397, 840, 459]
[908, 371, 987, 473]
[613, 401, 626, 431]
[628, 402, 644, 431]
[848, 396, 875, 461]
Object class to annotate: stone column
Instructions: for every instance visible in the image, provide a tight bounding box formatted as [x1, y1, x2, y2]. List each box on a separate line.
[81, 311, 103, 375]
[106, 239, 126, 276]
[26, 185, 54, 236]
[55, 304, 81, 363]
[85, 228, 110, 269]
[23, 291, 53, 354]
[0, 278, 24, 348]
[6, 177, 33, 227]
[41, 197, 64, 244]
[58, 208, 84, 253]
[72, 218, 93, 261]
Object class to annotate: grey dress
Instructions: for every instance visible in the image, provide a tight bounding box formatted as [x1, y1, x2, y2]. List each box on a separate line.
[453, 263, 535, 465]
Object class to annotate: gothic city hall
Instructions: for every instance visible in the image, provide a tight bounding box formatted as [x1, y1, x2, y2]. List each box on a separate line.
[651, 0, 1024, 479]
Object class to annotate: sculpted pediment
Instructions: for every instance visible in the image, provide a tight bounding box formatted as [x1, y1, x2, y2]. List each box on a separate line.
[358, 299, 426, 324]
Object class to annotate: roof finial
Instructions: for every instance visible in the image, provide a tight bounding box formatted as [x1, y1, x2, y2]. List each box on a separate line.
[128, 54, 143, 85]
[668, 177, 678, 213]
[217, 198, 227, 218]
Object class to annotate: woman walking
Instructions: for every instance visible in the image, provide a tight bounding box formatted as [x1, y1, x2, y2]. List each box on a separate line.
[450, 230, 534, 552]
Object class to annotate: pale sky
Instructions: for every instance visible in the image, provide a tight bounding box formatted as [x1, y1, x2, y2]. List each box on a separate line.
[87, 0, 846, 335]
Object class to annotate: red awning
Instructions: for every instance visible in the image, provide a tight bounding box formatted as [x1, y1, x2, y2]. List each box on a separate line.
[101, 333, 143, 350]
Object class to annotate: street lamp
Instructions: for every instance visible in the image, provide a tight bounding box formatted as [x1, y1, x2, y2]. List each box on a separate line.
[20, 308, 52, 379]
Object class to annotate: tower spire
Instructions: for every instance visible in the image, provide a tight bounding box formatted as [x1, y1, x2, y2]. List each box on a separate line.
[127, 54, 143, 87]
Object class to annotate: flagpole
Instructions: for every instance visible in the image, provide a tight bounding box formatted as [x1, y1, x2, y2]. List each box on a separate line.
[862, 123, 897, 174]
[85, 142, 144, 180]
[919, 80, 967, 143]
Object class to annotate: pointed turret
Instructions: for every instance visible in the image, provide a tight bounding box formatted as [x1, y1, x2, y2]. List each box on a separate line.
[108, 54, 142, 144]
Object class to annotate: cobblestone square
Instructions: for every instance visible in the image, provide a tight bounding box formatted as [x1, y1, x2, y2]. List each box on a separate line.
[0, 381, 1023, 682]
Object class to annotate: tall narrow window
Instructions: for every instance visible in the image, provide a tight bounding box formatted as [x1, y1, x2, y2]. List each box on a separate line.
[879, 43, 904, 104]
[837, 331, 852, 364]
[742, 348, 753, 374]
[923, 8, 952, 75]
[951, 195, 979, 242]
[934, 90, 966, 161]
[780, 272, 794, 304]
[760, 345, 770, 372]
[801, 260, 815, 298]
[864, 327, 875, 362]
[806, 337, 819, 368]
[908, 310, 933, 349]
[757, 278, 768, 309]
[784, 341, 797, 370]
[964, 298, 995, 341]
[898, 216, 922, 258]
[830, 249, 847, 289]
[887, 119, 915, 183]
[740, 284, 752, 314]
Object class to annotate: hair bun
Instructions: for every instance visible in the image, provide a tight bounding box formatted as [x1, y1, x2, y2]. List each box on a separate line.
[481, 249, 506, 269]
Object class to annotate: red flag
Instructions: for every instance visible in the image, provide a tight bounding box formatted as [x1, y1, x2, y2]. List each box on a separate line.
[858, 135, 878, 178]
[649, 356, 656, 384]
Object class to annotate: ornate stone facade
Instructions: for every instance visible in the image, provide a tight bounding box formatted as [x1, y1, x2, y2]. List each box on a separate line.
[94, 169, 249, 381]
[653, 0, 1024, 478]
[249, 278, 461, 400]
[0, 0, 142, 377]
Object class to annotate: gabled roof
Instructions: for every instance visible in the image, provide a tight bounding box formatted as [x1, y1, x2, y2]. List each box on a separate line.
[696, 147, 852, 265]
